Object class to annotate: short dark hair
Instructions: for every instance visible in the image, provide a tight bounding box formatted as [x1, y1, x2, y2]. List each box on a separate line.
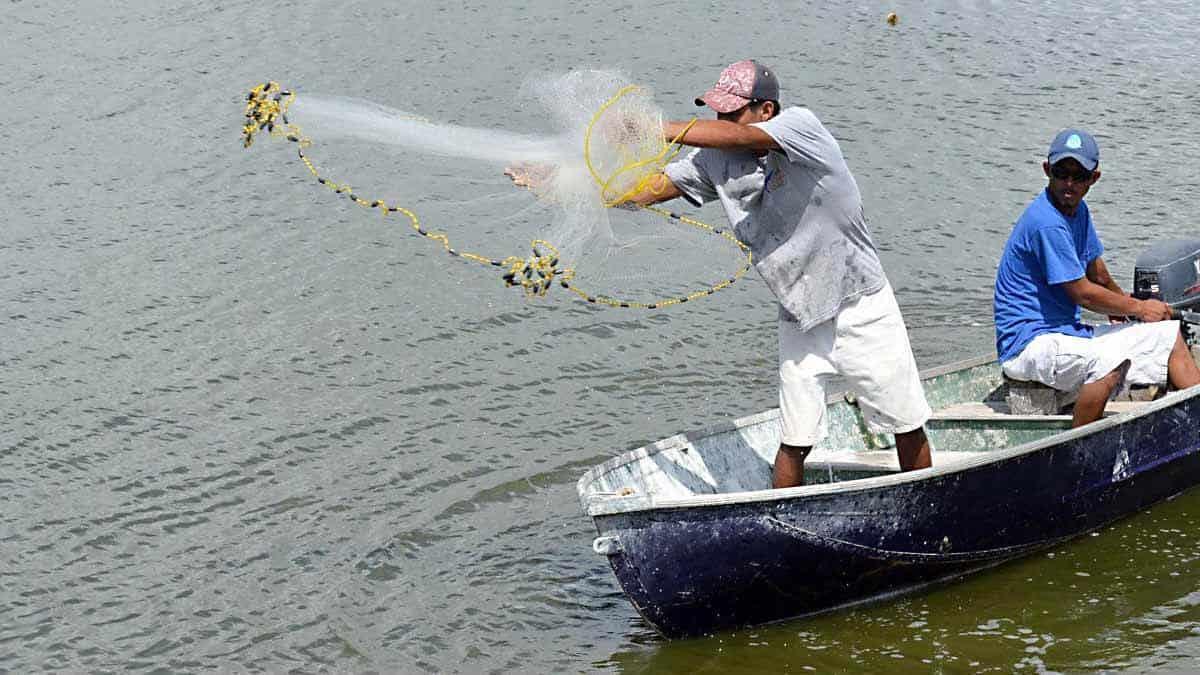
[750, 99, 781, 119]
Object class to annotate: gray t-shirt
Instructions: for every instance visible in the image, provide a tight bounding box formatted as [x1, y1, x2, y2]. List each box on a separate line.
[664, 106, 886, 332]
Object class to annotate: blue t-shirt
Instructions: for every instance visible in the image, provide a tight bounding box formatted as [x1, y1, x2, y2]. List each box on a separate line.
[993, 189, 1104, 362]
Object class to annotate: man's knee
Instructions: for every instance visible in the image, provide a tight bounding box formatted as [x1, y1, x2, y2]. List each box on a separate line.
[1171, 330, 1190, 356]
[1100, 360, 1129, 385]
[1083, 360, 1129, 398]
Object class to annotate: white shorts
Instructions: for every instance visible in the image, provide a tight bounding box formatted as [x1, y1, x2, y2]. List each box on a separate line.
[778, 283, 932, 446]
[1001, 320, 1180, 392]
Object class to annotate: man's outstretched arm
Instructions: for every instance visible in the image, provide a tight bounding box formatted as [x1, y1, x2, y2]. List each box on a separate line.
[505, 164, 683, 208]
[664, 120, 778, 152]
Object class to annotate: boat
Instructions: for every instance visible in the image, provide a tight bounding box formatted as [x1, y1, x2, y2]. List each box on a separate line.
[576, 353, 1200, 638]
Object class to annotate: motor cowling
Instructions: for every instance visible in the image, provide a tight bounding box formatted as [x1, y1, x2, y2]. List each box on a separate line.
[1133, 239, 1200, 308]
[1134, 239, 1200, 347]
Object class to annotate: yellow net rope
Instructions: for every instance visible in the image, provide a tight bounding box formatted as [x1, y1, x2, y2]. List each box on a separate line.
[241, 81, 753, 309]
[584, 84, 695, 207]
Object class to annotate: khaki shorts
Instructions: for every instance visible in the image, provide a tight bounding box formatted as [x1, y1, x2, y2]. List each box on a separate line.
[1001, 320, 1180, 392]
[778, 283, 931, 446]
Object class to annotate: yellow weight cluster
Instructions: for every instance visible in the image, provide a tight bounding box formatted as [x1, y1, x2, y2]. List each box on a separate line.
[240, 81, 753, 310]
[243, 82, 292, 148]
[502, 241, 561, 297]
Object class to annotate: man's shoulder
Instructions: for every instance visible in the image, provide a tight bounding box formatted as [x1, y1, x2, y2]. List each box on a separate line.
[779, 105, 817, 118]
[1016, 190, 1067, 231]
[757, 107, 837, 160]
[1001, 192, 1057, 259]
[772, 106, 822, 129]
[1076, 198, 1093, 223]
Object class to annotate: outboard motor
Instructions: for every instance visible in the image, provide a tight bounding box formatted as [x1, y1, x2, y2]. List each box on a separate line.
[1133, 239, 1200, 345]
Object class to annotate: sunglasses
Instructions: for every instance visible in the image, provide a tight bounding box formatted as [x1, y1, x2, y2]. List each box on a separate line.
[1049, 163, 1095, 182]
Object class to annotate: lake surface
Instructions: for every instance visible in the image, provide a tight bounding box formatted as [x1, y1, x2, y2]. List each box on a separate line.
[5, 1, 1200, 672]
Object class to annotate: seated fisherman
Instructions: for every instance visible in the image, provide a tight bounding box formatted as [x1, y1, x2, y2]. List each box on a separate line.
[994, 128, 1200, 426]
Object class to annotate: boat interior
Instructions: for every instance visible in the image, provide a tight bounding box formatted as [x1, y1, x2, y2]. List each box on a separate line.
[578, 354, 1197, 506]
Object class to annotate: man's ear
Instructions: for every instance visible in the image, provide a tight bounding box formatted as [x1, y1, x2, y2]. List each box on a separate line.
[1042, 160, 1051, 178]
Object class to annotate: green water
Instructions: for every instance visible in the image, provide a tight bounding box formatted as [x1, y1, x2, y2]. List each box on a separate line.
[604, 489, 1200, 673]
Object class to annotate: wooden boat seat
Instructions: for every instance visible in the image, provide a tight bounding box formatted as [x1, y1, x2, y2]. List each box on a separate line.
[999, 374, 1163, 415]
[1003, 375, 1077, 414]
[930, 399, 1150, 422]
[805, 448, 978, 475]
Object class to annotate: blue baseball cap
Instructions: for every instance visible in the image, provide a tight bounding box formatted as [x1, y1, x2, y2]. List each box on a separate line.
[1048, 129, 1099, 171]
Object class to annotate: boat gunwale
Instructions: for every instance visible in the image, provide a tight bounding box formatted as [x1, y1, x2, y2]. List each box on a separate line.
[578, 353, 1200, 516]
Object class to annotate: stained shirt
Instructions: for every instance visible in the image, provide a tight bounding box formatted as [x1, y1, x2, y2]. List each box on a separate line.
[664, 107, 887, 332]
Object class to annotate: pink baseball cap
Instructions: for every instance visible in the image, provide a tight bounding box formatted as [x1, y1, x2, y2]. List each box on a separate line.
[695, 59, 781, 113]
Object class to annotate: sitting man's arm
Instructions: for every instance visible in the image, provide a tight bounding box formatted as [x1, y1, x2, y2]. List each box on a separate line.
[1062, 258, 1173, 322]
[1085, 257, 1124, 295]
[1085, 257, 1133, 322]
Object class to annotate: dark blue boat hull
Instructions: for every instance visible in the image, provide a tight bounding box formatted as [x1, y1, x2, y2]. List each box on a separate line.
[593, 394, 1200, 638]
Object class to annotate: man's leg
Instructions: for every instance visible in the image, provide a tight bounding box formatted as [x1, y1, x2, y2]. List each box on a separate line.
[773, 444, 811, 489]
[1071, 365, 1125, 427]
[1168, 331, 1200, 390]
[776, 311, 835, 491]
[895, 427, 931, 471]
[829, 283, 933, 473]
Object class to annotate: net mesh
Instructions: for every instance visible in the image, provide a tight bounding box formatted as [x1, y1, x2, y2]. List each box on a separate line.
[240, 72, 752, 308]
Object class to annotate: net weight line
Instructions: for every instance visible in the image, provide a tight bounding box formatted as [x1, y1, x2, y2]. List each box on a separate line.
[241, 81, 753, 309]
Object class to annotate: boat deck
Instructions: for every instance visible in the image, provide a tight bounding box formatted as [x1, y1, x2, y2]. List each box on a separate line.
[577, 357, 1185, 506]
[930, 399, 1151, 422]
[805, 448, 973, 474]
[809, 400, 1156, 477]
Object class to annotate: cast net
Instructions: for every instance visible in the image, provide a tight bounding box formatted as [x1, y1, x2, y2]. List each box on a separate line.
[240, 72, 751, 309]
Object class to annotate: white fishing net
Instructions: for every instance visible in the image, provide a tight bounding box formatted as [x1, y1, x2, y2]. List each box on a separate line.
[247, 71, 749, 307]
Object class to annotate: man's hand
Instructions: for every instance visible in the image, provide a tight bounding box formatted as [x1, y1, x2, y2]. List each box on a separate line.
[611, 172, 682, 209]
[504, 163, 557, 191]
[1134, 298, 1174, 323]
